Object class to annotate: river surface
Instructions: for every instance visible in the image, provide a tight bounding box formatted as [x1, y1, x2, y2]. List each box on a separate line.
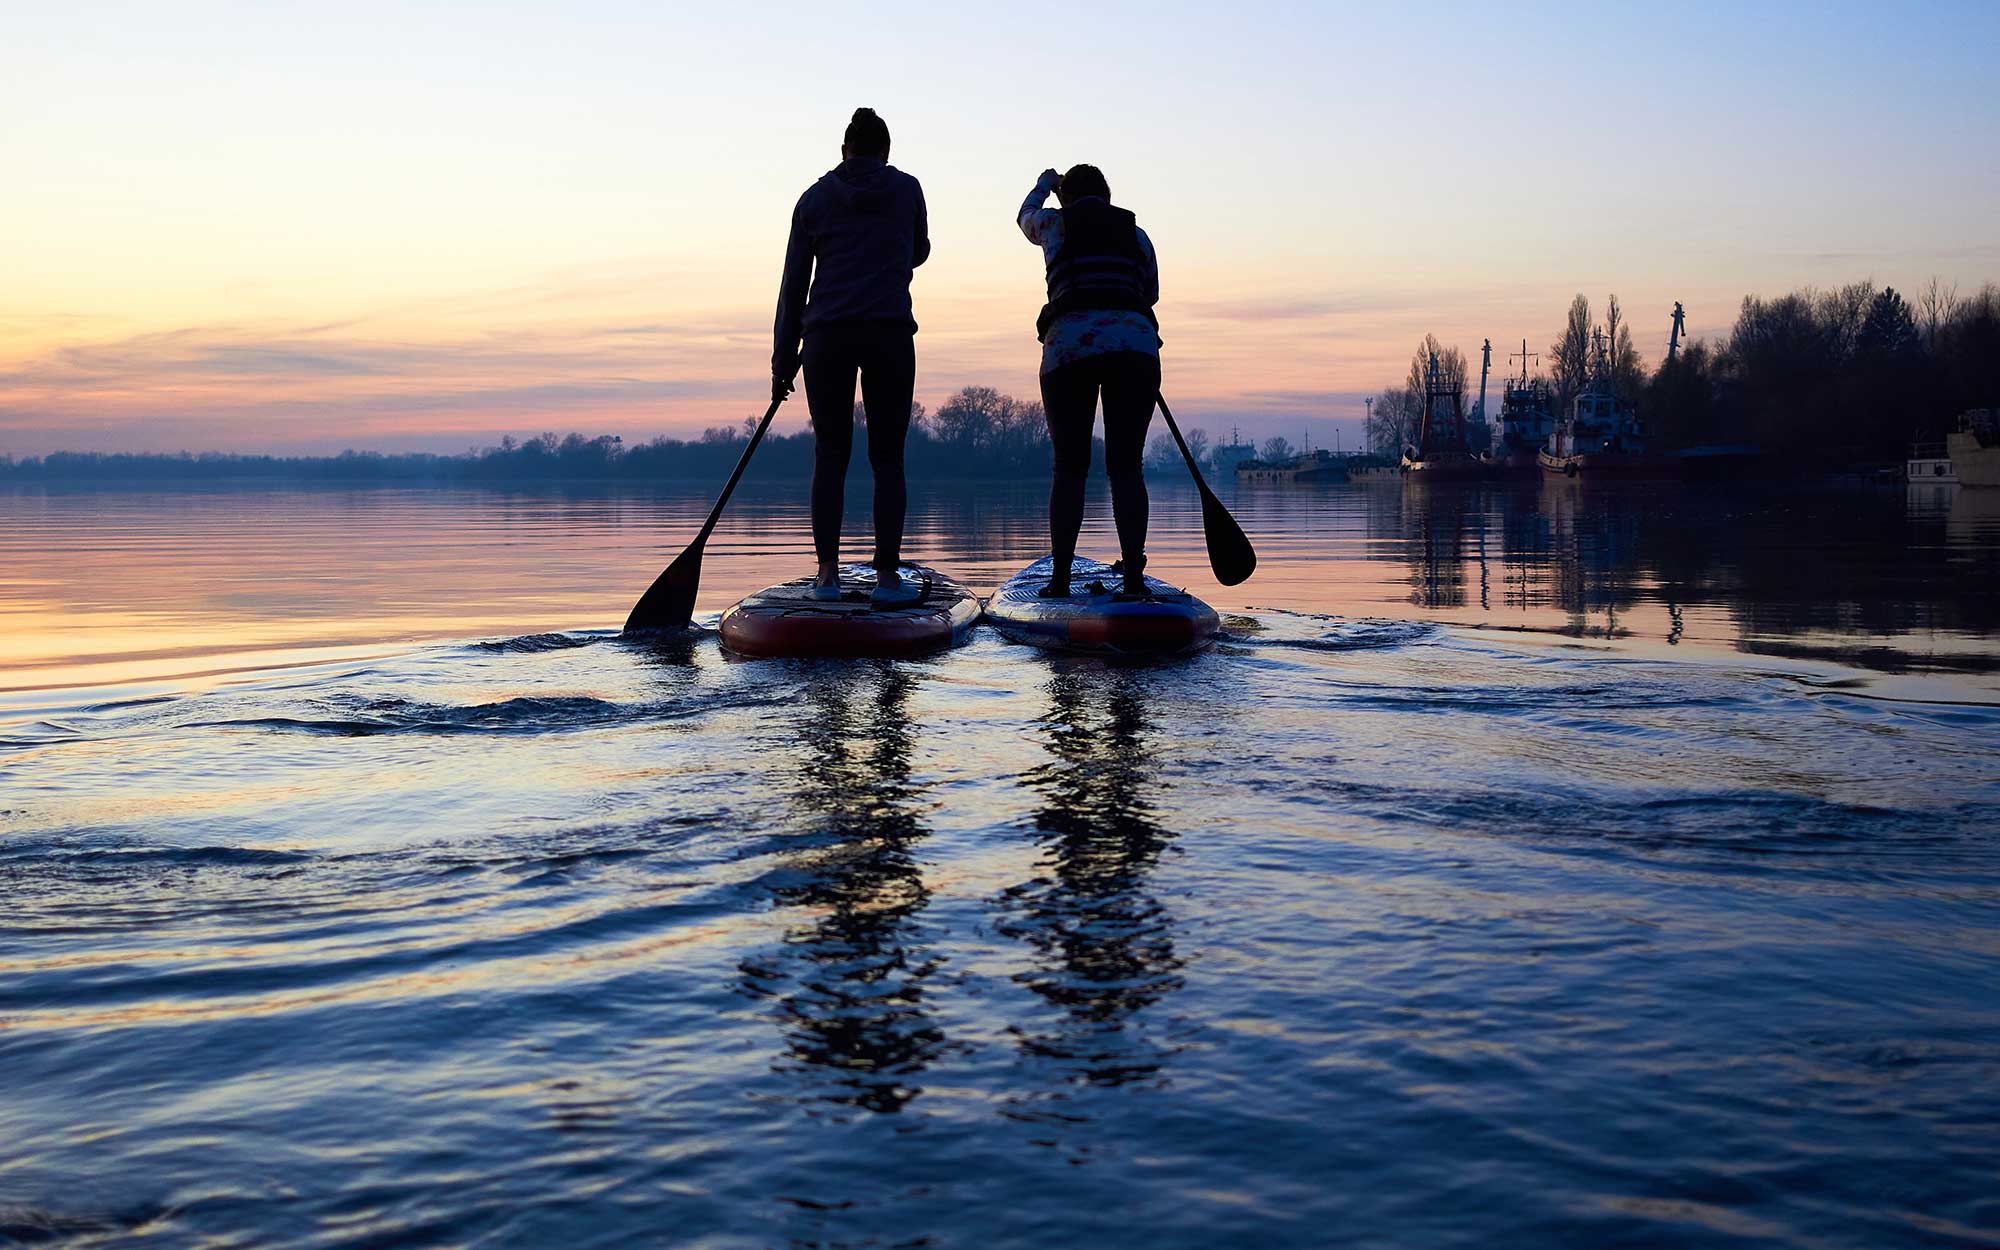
[3, 479, 1998, 1248]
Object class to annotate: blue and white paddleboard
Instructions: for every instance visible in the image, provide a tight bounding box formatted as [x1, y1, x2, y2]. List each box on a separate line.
[984, 556, 1221, 655]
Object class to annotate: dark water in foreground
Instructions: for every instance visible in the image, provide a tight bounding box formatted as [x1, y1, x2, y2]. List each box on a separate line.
[3, 481, 1999, 1247]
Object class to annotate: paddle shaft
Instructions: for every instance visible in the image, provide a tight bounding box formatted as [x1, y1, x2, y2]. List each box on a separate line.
[1155, 394, 1212, 493]
[690, 392, 786, 552]
[1156, 391, 1258, 586]
[624, 386, 789, 632]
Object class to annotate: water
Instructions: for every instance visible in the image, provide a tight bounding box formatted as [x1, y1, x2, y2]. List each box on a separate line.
[4, 480, 1998, 1248]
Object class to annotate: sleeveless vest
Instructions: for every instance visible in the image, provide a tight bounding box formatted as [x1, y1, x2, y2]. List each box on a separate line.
[1037, 199, 1158, 342]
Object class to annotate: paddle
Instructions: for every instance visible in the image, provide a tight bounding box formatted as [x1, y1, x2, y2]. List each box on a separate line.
[1156, 393, 1256, 585]
[623, 388, 790, 634]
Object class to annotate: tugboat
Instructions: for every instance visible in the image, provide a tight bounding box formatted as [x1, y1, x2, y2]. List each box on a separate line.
[1538, 330, 1677, 478]
[1402, 349, 1490, 481]
[1495, 338, 1555, 475]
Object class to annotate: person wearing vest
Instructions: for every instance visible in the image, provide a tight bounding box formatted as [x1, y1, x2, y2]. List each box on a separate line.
[1018, 164, 1161, 597]
[773, 108, 931, 605]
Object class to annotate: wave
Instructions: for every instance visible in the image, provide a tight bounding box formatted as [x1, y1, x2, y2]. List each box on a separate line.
[472, 630, 618, 654]
[1222, 611, 1436, 651]
[189, 688, 792, 738]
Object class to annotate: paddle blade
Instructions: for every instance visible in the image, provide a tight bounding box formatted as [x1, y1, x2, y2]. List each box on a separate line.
[623, 539, 705, 634]
[1199, 484, 1257, 586]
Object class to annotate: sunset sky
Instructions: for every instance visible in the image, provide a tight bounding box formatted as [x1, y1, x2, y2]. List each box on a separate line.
[4, 1, 1997, 455]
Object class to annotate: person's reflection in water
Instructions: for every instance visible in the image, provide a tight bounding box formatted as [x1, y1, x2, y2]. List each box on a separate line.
[999, 662, 1184, 1087]
[738, 664, 945, 1116]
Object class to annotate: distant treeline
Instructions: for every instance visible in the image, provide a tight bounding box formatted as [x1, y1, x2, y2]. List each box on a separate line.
[1366, 279, 2000, 466]
[0, 385, 1261, 487]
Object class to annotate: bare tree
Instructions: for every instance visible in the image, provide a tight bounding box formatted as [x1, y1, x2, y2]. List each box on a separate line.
[1260, 436, 1294, 462]
[1551, 294, 1593, 412]
[1918, 276, 1959, 351]
[1366, 386, 1417, 453]
[1816, 281, 1875, 359]
[1184, 427, 1211, 468]
[1405, 334, 1468, 399]
[1604, 295, 1646, 396]
[927, 386, 1010, 449]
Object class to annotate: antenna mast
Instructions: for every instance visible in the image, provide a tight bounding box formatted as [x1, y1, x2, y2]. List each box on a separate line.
[1667, 301, 1686, 363]
[1509, 338, 1538, 386]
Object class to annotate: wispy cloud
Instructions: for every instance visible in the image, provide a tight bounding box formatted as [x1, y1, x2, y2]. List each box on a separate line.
[1181, 293, 1427, 322]
[0, 302, 775, 452]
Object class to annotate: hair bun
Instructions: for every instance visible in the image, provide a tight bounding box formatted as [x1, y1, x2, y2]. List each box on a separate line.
[852, 107, 878, 123]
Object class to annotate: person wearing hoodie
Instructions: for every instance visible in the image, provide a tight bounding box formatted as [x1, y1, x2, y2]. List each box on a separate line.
[1017, 163, 1161, 598]
[772, 107, 931, 605]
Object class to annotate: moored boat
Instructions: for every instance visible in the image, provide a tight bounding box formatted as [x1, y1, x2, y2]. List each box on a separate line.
[1907, 441, 1958, 483]
[1402, 348, 1493, 481]
[1495, 343, 1555, 475]
[1945, 409, 2000, 487]
[1539, 331, 1678, 479]
[1236, 448, 1348, 484]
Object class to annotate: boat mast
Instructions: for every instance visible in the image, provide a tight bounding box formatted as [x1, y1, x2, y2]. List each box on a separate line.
[1667, 301, 1686, 363]
[1509, 338, 1537, 387]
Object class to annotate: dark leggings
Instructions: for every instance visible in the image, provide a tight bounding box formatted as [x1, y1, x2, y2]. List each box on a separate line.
[1040, 351, 1161, 574]
[802, 323, 915, 570]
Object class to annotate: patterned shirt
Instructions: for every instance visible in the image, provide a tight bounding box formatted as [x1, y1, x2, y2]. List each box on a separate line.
[1018, 180, 1161, 375]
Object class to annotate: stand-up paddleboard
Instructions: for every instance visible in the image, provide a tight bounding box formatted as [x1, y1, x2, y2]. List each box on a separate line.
[984, 556, 1221, 655]
[718, 564, 979, 658]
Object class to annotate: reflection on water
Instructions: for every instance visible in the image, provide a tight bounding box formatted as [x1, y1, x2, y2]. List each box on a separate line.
[1348, 479, 2000, 678]
[4, 555, 1999, 1246]
[741, 664, 946, 1116]
[1001, 664, 1182, 1088]
[2, 478, 1998, 700]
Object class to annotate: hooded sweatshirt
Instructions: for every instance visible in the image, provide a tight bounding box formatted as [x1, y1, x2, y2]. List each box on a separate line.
[772, 157, 930, 378]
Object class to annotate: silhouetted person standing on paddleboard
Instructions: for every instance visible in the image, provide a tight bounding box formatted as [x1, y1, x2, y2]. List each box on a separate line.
[773, 107, 930, 605]
[1019, 164, 1161, 597]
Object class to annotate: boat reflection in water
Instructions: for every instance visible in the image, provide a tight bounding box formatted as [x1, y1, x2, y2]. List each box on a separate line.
[738, 664, 947, 1116]
[999, 663, 1184, 1089]
[1360, 477, 2000, 673]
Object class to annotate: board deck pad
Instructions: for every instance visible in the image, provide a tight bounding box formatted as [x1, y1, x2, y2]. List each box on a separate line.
[984, 556, 1221, 655]
[718, 563, 979, 658]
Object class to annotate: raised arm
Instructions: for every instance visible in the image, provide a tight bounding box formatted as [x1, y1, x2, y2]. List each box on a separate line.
[1018, 168, 1062, 244]
[771, 192, 814, 388]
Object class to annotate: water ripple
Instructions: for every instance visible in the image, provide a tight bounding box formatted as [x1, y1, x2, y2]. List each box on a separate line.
[2, 618, 1997, 1248]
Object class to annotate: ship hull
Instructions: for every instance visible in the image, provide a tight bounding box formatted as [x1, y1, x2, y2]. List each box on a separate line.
[1538, 449, 1681, 478]
[1947, 431, 2000, 487]
[1236, 466, 1348, 484]
[1402, 456, 1494, 482]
